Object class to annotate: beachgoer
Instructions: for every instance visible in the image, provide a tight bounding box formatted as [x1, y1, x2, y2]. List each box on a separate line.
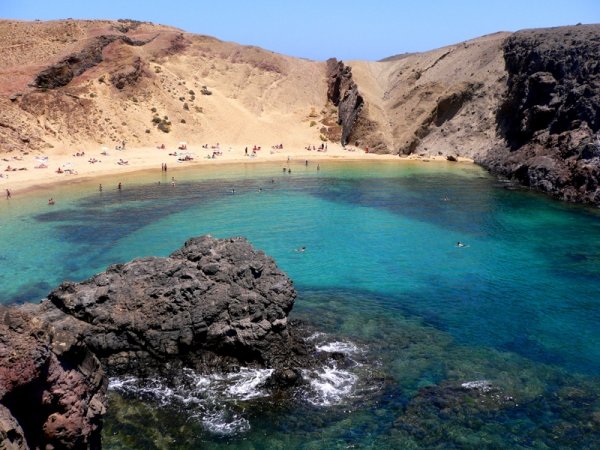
[317, 164, 320, 171]
[48, 198, 55, 205]
[231, 188, 235, 194]
[295, 246, 306, 253]
[288, 168, 291, 174]
[5, 189, 10, 199]
[118, 182, 122, 190]
[283, 167, 286, 173]
[245, 147, 248, 156]
[305, 160, 308, 166]
[99, 184, 102, 192]
[456, 241, 465, 248]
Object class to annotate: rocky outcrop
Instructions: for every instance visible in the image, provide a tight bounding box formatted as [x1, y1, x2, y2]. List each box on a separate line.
[326, 58, 363, 146]
[325, 58, 381, 150]
[26, 235, 311, 377]
[109, 56, 145, 90]
[33, 34, 149, 90]
[0, 307, 106, 449]
[479, 25, 600, 204]
[1, 235, 321, 448]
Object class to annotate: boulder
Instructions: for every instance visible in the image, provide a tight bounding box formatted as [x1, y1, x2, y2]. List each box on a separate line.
[26, 236, 312, 377]
[0, 307, 106, 450]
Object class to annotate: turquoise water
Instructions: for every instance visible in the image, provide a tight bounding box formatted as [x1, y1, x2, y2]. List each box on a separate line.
[1, 161, 599, 448]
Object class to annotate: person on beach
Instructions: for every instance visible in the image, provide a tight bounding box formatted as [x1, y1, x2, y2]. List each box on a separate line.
[99, 184, 102, 192]
[317, 164, 320, 171]
[305, 160, 308, 166]
[48, 198, 55, 205]
[5, 189, 10, 199]
[118, 182, 122, 190]
[288, 168, 291, 174]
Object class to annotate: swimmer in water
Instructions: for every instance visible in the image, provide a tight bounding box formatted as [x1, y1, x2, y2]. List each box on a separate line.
[456, 241, 466, 248]
[295, 246, 306, 253]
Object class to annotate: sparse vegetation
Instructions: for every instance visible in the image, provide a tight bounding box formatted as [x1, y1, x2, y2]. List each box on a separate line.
[201, 86, 212, 95]
[180, 119, 186, 124]
[183, 102, 189, 111]
[157, 120, 171, 133]
[154, 66, 162, 73]
[310, 121, 317, 127]
[195, 106, 203, 113]
[151, 107, 157, 113]
[89, 92, 96, 98]
[98, 75, 105, 84]
[188, 90, 195, 95]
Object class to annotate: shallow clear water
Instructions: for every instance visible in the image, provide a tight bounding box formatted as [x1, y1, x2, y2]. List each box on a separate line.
[1, 160, 599, 448]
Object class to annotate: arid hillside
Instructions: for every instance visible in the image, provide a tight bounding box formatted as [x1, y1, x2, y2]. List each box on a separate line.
[1, 20, 599, 205]
[346, 32, 509, 159]
[0, 19, 332, 155]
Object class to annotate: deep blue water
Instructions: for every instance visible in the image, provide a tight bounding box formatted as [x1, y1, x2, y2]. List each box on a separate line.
[1, 160, 598, 448]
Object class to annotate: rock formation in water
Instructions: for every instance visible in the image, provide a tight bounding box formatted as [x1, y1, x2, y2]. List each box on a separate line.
[0, 307, 106, 450]
[478, 25, 600, 204]
[1, 235, 320, 448]
[25, 235, 311, 377]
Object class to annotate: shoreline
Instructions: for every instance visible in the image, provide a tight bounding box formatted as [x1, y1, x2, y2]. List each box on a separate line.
[1, 141, 474, 196]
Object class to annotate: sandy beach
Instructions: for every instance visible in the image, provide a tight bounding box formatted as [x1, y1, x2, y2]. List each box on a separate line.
[0, 141, 473, 195]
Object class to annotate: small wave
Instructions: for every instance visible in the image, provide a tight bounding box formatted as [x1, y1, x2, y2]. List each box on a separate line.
[108, 368, 273, 435]
[316, 341, 362, 355]
[302, 366, 358, 406]
[224, 368, 274, 400]
[196, 410, 251, 435]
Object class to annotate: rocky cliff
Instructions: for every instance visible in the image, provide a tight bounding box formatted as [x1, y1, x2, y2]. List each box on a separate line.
[478, 25, 600, 204]
[26, 235, 311, 377]
[0, 307, 106, 449]
[1, 236, 318, 448]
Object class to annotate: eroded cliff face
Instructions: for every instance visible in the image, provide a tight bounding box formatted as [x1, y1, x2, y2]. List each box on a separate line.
[0, 307, 107, 450]
[326, 58, 388, 151]
[478, 25, 600, 204]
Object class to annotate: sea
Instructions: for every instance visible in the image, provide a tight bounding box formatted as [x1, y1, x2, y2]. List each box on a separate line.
[1, 160, 598, 449]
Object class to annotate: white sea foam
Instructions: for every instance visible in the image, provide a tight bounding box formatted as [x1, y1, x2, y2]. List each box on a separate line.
[302, 366, 359, 406]
[316, 341, 362, 355]
[224, 368, 274, 400]
[198, 410, 251, 435]
[108, 368, 273, 435]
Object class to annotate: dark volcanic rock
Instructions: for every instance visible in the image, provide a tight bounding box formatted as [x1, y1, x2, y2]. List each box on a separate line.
[27, 236, 311, 377]
[0, 307, 106, 450]
[481, 25, 600, 205]
[34, 35, 149, 90]
[327, 58, 364, 146]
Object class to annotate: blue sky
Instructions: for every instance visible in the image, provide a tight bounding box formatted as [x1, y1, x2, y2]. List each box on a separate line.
[2, 0, 599, 60]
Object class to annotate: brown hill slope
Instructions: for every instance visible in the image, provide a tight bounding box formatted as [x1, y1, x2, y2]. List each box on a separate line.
[346, 32, 509, 158]
[0, 19, 330, 155]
